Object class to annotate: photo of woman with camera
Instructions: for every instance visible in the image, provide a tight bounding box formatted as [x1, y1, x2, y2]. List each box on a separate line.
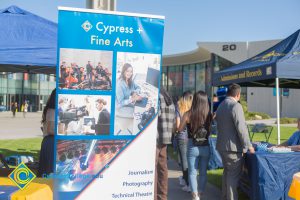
[57, 94, 111, 135]
[116, 63, 142, 116]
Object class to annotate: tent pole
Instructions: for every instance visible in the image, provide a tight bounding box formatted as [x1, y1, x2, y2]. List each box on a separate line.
[276, 78, 281, 145]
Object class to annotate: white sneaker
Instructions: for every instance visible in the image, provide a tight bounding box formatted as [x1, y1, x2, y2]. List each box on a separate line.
[192, 196, 200, 200]
[179, 176, 186, 186]
[182, 185, 191, 192]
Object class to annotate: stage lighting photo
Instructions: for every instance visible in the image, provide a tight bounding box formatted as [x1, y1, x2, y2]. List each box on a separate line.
[59, 154, 67, 162]
[79, 156, 88, 171]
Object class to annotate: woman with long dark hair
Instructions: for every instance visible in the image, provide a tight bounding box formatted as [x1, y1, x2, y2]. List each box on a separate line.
[178, 91, 212, 200]
[38, 89, 55, 177]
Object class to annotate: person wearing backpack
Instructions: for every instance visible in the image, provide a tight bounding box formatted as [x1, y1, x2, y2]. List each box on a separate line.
[178, 91, 212, 200]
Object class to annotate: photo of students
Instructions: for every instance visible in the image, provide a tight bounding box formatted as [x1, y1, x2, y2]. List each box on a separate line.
[59, 48, 112, 90]
[114, 52, 161, 135]
[57, 94, 111, 135]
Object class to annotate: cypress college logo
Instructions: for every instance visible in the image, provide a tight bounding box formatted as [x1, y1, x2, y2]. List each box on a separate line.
[8, 162, 36, 190]
[82, 20, 93, 32]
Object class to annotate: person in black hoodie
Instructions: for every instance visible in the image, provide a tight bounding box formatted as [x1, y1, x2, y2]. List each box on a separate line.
[155, 87, 176, 200]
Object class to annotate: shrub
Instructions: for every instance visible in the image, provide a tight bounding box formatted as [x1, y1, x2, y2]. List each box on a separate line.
[246, 112, 271, 120]
[276, 117, 298, 124]
[240, 97, 271, 120]
[239, 96, 248, 113]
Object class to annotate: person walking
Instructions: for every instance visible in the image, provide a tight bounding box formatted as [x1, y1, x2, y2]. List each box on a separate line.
[178, 91, 212, 200]
[23, 101, 28, 118]
[11, 102, 16, 117]
[15, 102, 18, 113]
[155, 87, 176, 200]
[175, 91, 193, 192]
[216, 83, 255, 200]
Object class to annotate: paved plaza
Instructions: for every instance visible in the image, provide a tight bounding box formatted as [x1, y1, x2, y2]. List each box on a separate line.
[0, 111, 43, 139]
[168, 159, 221, 200]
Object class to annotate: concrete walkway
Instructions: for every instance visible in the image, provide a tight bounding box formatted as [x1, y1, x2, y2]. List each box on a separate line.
[168, 159, 221, 200]
[0, 111, 43, 139]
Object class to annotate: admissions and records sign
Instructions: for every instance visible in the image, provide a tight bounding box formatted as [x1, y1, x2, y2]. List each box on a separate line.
[54, 7, 164, 199]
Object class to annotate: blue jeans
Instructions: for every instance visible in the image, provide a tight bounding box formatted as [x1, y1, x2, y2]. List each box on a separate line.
[177, 138, 188, 185]
[187, 139, 210, 193]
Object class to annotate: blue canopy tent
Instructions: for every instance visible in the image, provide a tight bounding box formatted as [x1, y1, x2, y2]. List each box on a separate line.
[212, 29, 300, 144]
[0, 5, 57, 74]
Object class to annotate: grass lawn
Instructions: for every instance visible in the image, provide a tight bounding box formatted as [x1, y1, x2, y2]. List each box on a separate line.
[250, 126, 297, 144]
[0, 137, 42, 161]
[169, 125, 298, 200]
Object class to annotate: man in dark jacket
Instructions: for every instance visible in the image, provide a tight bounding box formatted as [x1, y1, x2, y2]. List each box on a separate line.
[93, 98, 110, 135]
[155, 87, 176, 200]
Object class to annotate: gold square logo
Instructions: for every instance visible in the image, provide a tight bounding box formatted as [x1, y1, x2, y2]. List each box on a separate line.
[8, 162, 36, 190]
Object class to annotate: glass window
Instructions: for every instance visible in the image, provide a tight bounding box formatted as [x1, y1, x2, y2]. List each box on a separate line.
[183, 64, 195, 93]
[39, 74, 46, 81]
[196, 63, 205, 92]
[161, 66, 168, 89]
[15, 73, 23, 80]
[213, 54, 234, 72]
[206, 61, 214, 96]
[168, 65, 182, 100]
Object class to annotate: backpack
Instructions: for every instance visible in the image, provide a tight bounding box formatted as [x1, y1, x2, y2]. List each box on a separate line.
[192, 126, 208, 146]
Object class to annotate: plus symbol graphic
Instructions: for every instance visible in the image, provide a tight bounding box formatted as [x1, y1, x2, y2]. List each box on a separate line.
[137, 27, 143, 34]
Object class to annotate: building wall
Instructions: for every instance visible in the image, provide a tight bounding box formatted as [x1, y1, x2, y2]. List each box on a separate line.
[247, 87, 277, 117]
[198, 42, 248, 64]
[247, 87, 300, 118]
[281, 89, 300, 118]
[199, 40, 280, 64]
[248, 40, 280, 58]
[163, 39, 300, 118]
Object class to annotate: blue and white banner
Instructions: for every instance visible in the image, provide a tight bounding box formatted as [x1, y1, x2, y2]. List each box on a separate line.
[54, 7, 164, 199]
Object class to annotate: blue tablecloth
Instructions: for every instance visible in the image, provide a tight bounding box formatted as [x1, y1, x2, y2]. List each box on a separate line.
[0, 186, 19, 200]
[242, 151, 300, 200]
[208, 137, 223, 170]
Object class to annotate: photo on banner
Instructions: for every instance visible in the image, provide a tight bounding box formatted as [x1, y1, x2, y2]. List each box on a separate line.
[55, 139, 129, 192]
[114, 52, 161, 136]
[57, 94, 111, 135]
[55, 6, 165, 199]
[58, 48, 113, 90]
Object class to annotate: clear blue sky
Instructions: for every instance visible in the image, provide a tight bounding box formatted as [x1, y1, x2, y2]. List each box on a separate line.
[1, 0, 300, 55]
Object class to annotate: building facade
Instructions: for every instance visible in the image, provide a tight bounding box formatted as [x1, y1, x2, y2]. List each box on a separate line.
[162, 39, 300, 118]
[0, 73, 55, 111]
